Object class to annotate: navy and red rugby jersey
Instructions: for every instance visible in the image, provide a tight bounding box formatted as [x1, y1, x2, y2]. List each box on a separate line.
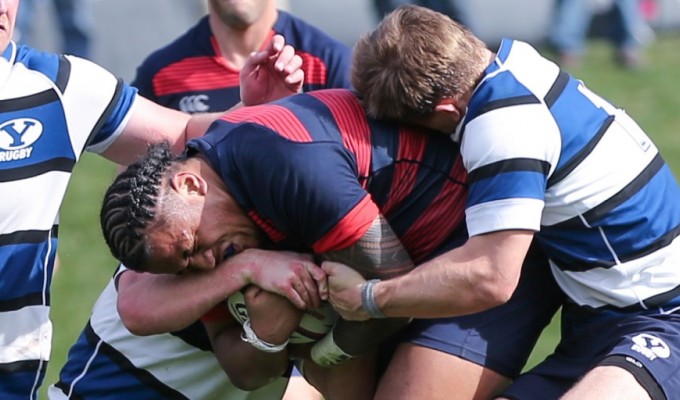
[187, 89, 468, 263]
[132, 12, 351, 113]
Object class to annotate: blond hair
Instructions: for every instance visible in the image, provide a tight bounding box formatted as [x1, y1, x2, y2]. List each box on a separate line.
[352, 5, 488, 121]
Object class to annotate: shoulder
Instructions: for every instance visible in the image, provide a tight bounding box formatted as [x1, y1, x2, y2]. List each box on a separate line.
[13, 44, 63, 83]
[15, 46, 125, 100]
[191, 113, 345, 172]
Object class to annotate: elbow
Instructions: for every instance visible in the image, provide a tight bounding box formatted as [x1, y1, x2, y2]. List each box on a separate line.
[484, 282, 515, 307]
[123, 321, 155, 337]
[473, 270, 517, 310]
[117, 298, 156, 336]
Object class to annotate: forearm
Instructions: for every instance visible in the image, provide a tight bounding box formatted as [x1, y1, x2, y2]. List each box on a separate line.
[183, 102, 246, 144]
[374, 232, 531, 318]
[117, 265, 251, 335]
[374, 253, 504, 318]
[103, 97, 191, 165]
[324, 230, 534, 322]
[182, 111, 227, 144]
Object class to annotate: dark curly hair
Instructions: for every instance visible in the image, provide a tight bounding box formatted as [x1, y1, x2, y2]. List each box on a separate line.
[100, 141, 184, 271]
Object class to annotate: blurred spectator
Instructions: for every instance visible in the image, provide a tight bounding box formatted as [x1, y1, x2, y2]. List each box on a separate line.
[16, 0, 92, 58]
[372, 0, 470, 24]
[132, 0, 351, 112]
[549, 0, 653, 68]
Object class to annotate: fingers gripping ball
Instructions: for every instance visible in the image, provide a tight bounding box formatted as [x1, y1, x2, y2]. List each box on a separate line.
[227, 291, 338, 344]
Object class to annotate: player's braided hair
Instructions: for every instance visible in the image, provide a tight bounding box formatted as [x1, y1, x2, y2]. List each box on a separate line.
[100, 141, 181, 271]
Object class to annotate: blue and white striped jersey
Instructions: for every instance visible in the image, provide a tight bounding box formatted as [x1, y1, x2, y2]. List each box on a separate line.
[0, 41, 137, 398]
[457, 39, 680, 311]
[49, 266, 289, 400]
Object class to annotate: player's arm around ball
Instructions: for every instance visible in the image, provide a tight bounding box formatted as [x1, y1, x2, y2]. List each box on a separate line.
[209, 285, 375, 400]
[203, 285, 304, 391]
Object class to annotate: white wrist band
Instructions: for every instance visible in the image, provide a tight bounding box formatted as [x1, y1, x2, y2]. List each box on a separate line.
[361, 279, 387, 318]
[240, 319, 289, 353]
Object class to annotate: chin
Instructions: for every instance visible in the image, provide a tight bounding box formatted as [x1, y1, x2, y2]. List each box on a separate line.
[0, 36, 10, 50]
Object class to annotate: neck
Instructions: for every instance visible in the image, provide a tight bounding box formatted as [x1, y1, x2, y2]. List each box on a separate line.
[485, 49, 496, 68]
[208, 8, 278, 70]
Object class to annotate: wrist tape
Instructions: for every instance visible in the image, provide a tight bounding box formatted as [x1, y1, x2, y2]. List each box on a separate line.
[240, 319, 289, 353]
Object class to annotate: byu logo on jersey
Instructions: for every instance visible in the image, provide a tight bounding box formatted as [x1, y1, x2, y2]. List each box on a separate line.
[179, 95, 209, 113]
[631, 333, 671, 361]
[0, 118, 42, 162]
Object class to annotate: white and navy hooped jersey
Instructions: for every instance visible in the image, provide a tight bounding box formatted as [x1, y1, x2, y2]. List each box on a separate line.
[456, 39, 680, 311]
[48, 265, 290, 400]
[0, 42, 137, 398]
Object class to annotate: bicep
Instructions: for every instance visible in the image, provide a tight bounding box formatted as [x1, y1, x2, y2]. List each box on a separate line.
[322, 214, 414, 279]
[467, 229, 535, 284]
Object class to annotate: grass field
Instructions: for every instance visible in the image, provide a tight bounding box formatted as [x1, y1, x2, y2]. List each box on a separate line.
[44, 33, 680, 397]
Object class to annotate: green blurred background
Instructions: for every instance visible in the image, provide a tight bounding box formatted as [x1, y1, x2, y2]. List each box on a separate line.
[44, 34, 680, 397]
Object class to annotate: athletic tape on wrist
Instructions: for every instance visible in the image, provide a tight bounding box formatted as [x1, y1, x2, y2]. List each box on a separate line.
[310, 331, 353, 366]
[361, 279, 387, 318]
[240, 319, 289, 353]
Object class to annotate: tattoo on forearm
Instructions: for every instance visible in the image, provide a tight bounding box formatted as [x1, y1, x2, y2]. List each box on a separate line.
[323, 214, 414, 279]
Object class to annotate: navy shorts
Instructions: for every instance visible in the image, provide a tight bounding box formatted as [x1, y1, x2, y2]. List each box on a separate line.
[502, 303, 680, 399]
[387, 243, 565, 379]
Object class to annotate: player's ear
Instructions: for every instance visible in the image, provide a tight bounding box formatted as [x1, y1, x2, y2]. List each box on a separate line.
[434, 98, 462, 119]
[170, 172, 208, 197]
[434, 97, 467, 128]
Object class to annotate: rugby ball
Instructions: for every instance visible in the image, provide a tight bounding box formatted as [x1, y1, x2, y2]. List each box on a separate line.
[227, 291, 337, 344]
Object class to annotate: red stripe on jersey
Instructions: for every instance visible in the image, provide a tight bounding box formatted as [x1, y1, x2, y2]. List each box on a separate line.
[380, 127, 427, 216]
[248, 210, 287, 243]
[152, 32, 279, 96]
[298, 51, 328, 86]
[400, 156, 468, 262]
[222, 105, 313, 142]
[152, 56, 240, 96]
[313, 195, 379, 253]
[310, 89, 372, 187]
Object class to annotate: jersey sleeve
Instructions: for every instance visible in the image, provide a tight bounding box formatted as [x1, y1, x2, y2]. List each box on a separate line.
[59, 55, 138, 154]
[462, 104, 560, 236]
[208, 122, 379, 252]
